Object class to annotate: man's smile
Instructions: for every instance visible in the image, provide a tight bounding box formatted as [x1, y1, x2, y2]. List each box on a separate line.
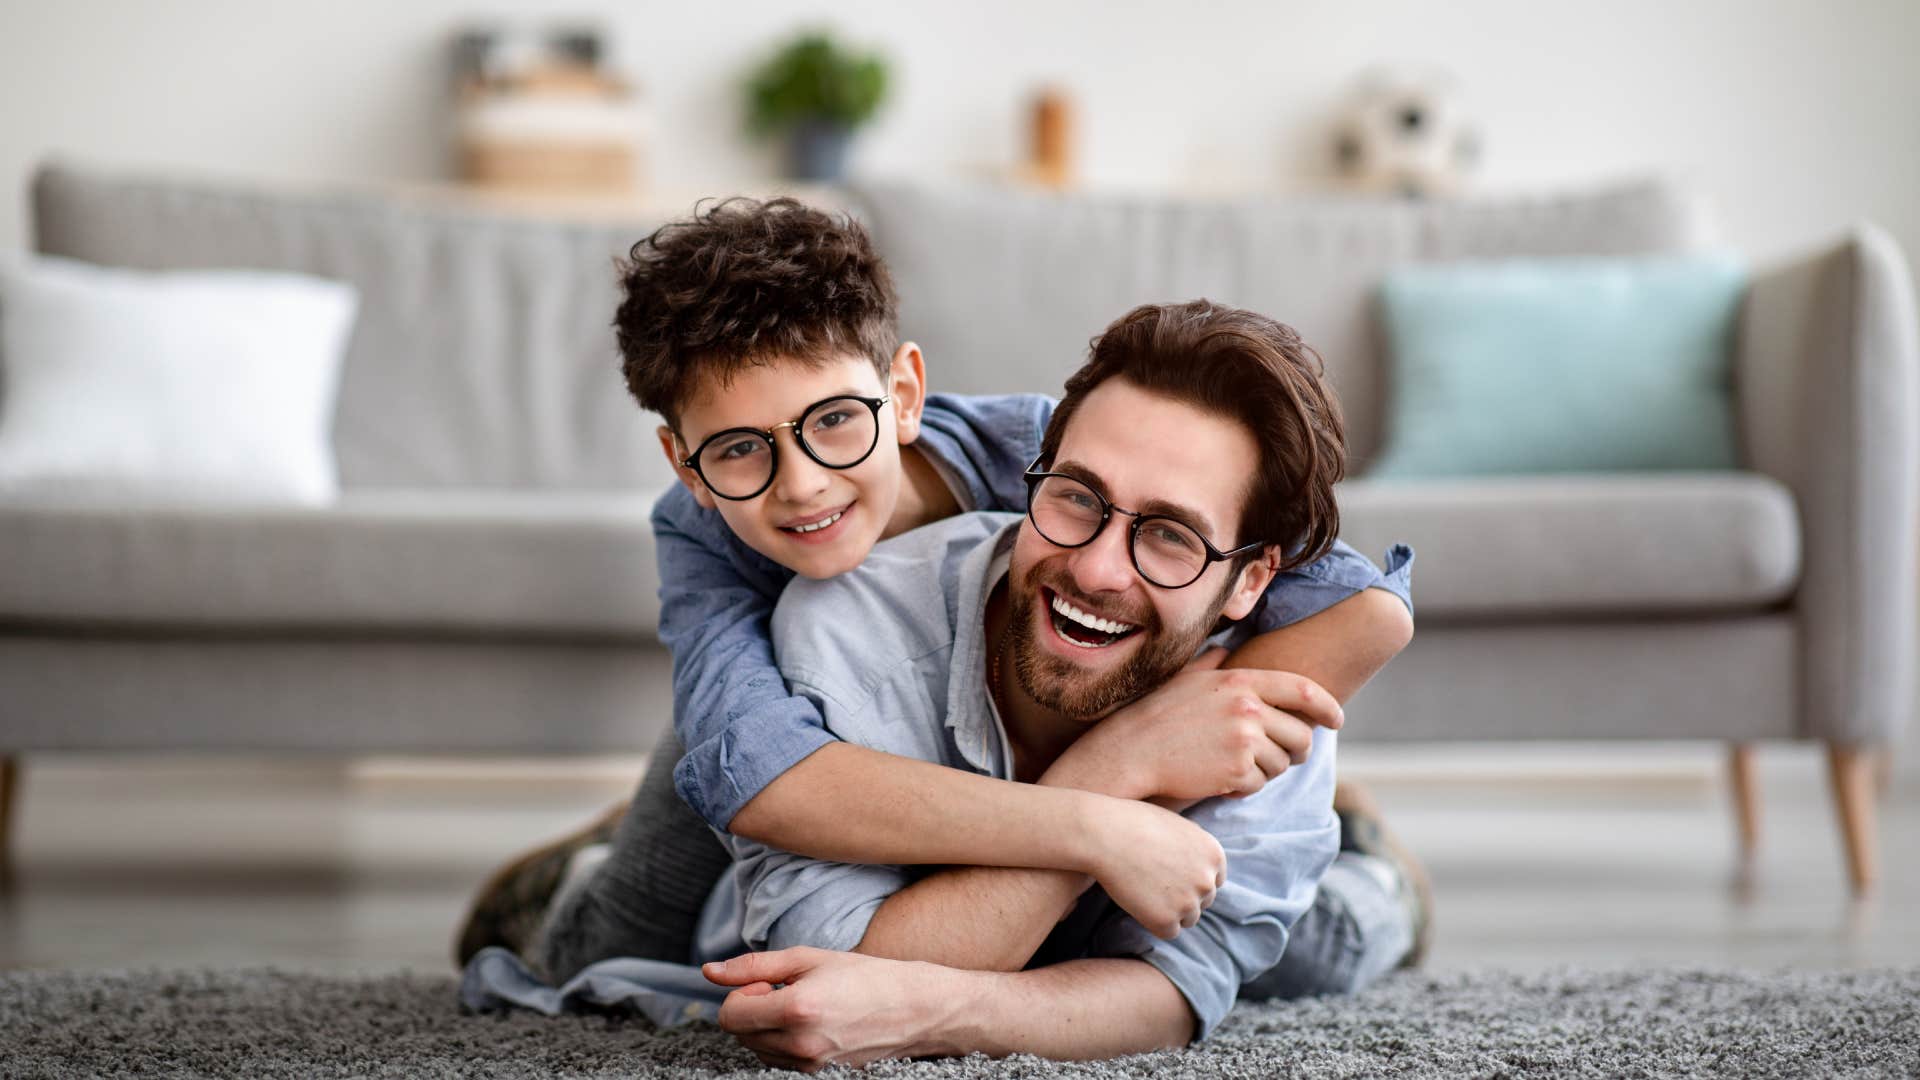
[1041, 586, 1143, 650]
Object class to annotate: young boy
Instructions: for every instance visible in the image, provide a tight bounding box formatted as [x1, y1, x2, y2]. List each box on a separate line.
[456, 197, 1423, 994]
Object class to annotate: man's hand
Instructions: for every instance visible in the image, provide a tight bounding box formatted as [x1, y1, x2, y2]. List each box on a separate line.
[704, 947, 960, 1072]
[1045, 647, 1343, 803]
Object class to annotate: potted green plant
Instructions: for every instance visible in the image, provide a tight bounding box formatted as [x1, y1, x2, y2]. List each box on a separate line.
[745, 32, 889, 182]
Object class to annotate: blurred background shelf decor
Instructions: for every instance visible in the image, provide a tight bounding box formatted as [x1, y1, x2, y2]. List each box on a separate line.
[1328, 67, 1480, 198]
[0, 0, 1916, 1051]
[451, 21, 645, 196]
[743, 29, 889, 182]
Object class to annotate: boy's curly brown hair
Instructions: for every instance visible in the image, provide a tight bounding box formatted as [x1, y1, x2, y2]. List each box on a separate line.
[614, 197, 899, 427]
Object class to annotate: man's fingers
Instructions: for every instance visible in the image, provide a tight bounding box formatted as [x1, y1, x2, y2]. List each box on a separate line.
[723, 988, 837, 1071]
[742, 1032, 826, 1072]
[718, 985, 792, 1034]
[742, 1041, 814, 1073]
[703, 947, 818, 988]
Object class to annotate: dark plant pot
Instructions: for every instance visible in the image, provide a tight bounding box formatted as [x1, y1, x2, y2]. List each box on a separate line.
[788, 120, 854, 182]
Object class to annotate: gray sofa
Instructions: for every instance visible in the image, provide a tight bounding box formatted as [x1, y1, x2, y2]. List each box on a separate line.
[4, 163, 1913, 893]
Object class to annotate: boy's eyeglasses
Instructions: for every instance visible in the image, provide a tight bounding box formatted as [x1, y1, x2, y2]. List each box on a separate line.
[1022, 456, 1267, 589]
[678, 395, 891, 501]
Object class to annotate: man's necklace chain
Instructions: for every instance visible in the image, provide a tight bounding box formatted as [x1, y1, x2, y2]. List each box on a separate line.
[987, 629, 1008, 715]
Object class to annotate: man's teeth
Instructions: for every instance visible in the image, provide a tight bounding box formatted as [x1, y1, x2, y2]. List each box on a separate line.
[789, 511, 843, 533]
[1050, 594, 1136, 636]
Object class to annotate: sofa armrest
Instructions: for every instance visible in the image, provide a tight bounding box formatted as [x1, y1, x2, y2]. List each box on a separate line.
[1736, 225, 1919, 745]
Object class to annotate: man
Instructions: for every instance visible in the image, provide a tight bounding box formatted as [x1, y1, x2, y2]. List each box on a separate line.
[470, 300, 1420, 1068]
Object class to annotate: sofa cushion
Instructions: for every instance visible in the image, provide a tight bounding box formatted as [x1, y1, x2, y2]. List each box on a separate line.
[1336, 472, 1799, 619]
[1370, 255, 1747, 478]
[0, 489, 669, 637]
[0, 255, 358, 504]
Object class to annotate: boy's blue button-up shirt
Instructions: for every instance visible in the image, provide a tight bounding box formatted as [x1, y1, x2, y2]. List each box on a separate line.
[652, 393, 1413, 830]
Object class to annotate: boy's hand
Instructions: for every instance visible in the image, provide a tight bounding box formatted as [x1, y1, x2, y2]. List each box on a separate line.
[1077, 798, 1227, 939]
[1038, 650, 1340, 936]
[1046, 648, 1342, 803]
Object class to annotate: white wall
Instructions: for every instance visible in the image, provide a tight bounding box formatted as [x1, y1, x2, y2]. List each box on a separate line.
[2, 0, 1917, 269]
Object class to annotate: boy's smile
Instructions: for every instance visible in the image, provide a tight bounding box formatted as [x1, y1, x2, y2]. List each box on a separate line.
[776, 501, 853, 541]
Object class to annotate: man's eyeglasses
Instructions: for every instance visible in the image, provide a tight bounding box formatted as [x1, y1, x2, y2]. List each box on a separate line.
[1022, 457, 1267, 589]
[677, 395, 891, 501]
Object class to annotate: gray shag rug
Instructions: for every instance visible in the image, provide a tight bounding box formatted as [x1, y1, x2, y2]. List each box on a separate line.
[3, 966, 1915, 1078]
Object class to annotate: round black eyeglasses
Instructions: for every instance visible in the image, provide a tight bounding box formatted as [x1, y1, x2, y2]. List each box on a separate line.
[678, 395, 890, 501]
[1022, 457, 1268, 589]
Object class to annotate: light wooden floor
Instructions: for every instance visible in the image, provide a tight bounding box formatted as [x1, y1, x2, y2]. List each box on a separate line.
[1, 743, 1912, 976]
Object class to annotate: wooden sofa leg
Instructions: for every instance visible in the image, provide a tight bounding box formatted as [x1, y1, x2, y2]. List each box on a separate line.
[1825, 743, 1879, 896]
[1728, 742, 1761, 872]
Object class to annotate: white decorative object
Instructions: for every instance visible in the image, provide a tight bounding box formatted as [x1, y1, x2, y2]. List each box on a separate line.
[1330, 69, 1480, 198]
[0, 256, 358, 504]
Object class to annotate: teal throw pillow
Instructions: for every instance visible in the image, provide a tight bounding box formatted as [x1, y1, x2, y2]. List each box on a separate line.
[1369, 256, 1747, 479]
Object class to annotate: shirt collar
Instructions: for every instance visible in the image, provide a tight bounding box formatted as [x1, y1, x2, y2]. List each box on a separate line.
[945, 518, 1021, 777]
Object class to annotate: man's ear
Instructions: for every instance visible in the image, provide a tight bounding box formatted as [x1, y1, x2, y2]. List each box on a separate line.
[1219, 546, 1281, 622]
[657, 424, 716, 510]
[888, 342, 929, 445]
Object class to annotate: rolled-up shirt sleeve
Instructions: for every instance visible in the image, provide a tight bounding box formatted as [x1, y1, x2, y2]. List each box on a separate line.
[1246, 540, 1417, 634]
[652, 487, 838, 830]
[1086, 726, 1341, 1039]
[716, 675, 919, 953]
[730, 846, 912, 954]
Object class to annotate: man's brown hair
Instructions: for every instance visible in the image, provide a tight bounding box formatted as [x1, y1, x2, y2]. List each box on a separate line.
[1038, 300, 1347, 573]
[614, 197, 899, 426]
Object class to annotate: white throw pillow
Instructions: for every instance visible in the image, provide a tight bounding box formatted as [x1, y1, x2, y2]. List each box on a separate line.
[0, 255, 357, 504]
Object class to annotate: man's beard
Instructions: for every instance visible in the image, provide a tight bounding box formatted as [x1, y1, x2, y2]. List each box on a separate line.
[1005, 560, 1236, 721]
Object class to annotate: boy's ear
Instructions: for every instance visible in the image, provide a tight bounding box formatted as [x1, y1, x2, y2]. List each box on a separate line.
[1219, 546, 1281, 622]
[657, 425, 716, 510]
[889, 342, 929, 445]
